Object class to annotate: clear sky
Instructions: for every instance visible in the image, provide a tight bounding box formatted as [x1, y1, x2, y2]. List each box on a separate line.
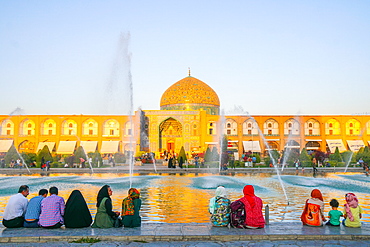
[1, 1, 369, 116]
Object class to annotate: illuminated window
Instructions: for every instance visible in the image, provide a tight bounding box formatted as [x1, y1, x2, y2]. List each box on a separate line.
[49, 123, 53, 128]
[268, 123, 272, 128]
[28, 123, 32, 128]
[227, 130, 231, 135]
[227, 123, 231, 128]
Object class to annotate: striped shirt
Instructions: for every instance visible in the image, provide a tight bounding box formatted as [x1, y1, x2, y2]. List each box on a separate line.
[39, 194, 65, 227]
[24, 195, 44, 221]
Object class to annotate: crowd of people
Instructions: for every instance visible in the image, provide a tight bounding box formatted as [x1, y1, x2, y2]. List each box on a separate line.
[2, 184, 364, 230]
[2, 185, 141, 229]
[208, 186, 363, 229]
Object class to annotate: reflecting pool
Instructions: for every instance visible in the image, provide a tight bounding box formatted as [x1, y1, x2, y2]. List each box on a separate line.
[0, 172, 369, 223]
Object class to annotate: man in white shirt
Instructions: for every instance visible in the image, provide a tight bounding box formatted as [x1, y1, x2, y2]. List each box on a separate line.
[2, 185, 29, 228]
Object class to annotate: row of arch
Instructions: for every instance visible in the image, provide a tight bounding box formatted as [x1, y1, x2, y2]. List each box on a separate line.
[224, 118, 370, 136]
[0, 119, 134, 137]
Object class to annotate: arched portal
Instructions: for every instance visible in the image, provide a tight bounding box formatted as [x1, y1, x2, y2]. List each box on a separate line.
[159, 117, 182, 153]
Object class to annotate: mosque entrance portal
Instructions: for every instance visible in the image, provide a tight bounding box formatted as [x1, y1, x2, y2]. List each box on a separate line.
[159, 117, 182, 153]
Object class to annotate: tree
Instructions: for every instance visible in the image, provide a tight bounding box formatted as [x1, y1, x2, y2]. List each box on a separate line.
[330, 147, 343, 163]
[211, 146, 219, 161]
[204, 147, 212, 162]
[299, 148, 311, 166]
[178, 146, 187, 162]
[74, 146, 87, 163]
[90, 151, 103, 167]
[342, 151, 356, 164]
[36, 145, 53, 165]
[263, 150, 280, 166]
[221, 135, 228, 153]
[4, 145, 20, 165]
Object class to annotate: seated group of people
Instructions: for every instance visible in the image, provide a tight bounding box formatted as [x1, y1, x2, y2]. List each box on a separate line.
[301, 189, 362, 228]
[209, 186, 363, 229]
[2, 185, 141, 229]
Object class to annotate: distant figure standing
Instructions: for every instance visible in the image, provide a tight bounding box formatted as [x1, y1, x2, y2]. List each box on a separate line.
[24, 189, 48, 228]
[194, 154, 199, 168]
[168, 155, 173, 168]
[39, 187, 65, 228]
[178, 156, 184, 169]
[2, 185, 29, 228]
[229, 155, 235, 169]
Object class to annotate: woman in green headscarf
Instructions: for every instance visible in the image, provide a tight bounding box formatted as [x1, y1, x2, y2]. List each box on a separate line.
[121, 188, 141, 227]
[91, 185, 120, 228]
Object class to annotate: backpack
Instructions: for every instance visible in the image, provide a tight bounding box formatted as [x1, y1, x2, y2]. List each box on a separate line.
[210, 197, 231, 227]
[230, 200, 247, 228]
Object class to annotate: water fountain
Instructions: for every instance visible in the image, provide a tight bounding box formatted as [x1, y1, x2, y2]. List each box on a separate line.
[218, 110, 226, 172]
[246, 113, 289, 205]
[281, 114, 302, 172]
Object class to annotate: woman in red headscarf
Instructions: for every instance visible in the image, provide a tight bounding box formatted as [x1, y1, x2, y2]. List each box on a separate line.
[238, 185, 265, 228]
[301, 189, 326, 226]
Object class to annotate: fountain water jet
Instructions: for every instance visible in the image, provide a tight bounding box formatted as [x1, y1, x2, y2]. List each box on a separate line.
[281, 115, 302, 172]
[246, 113, 289, 205]
[218, 110, 226, 172]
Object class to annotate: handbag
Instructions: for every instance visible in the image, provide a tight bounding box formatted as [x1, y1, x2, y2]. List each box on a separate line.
[114, 216, 123, 228]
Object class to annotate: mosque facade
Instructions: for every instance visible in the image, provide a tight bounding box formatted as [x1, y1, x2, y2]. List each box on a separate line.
[1, 75, 370, 157]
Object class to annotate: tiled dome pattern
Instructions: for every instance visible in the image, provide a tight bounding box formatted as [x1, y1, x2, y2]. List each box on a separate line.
[160, 76, 220, 107]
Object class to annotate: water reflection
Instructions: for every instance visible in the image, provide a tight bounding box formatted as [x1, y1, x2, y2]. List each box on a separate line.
[0, 172, 369, 223]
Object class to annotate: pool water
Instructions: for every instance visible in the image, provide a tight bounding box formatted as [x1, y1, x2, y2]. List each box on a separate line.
[0, 172, 369, 223]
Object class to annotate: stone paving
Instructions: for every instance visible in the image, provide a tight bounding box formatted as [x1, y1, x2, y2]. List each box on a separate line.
[0, 222, 369, 246]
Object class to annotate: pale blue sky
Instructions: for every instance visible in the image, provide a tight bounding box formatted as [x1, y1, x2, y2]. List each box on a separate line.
[1, 1, 369, 115]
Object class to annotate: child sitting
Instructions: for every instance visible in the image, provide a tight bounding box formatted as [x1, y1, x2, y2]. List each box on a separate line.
[325, 199, 342, 226]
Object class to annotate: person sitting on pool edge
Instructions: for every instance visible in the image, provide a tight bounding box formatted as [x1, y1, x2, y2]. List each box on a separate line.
[121, 188, 141, 228]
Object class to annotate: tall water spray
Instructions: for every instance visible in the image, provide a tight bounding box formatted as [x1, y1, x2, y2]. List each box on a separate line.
[218, 110, 226, 172]
[246, 113, 289, 204]
[106, 32, 134, 187]
[281, 115, 302, 172]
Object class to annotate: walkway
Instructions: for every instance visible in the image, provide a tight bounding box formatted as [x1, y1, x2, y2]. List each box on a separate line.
[0, 222, 369, 246]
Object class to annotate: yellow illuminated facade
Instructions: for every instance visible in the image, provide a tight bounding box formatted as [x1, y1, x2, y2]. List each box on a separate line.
[1, 75, 370, 156]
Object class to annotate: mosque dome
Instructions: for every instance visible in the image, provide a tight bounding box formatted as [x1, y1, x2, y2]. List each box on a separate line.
[160, 75, 220, 115]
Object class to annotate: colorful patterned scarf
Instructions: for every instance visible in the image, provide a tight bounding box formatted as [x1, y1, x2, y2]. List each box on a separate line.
[345, 193, 358, 221]
[122, 188, 140, 216]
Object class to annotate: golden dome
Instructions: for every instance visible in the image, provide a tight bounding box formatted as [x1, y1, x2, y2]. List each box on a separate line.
[160, 76, 220, 110]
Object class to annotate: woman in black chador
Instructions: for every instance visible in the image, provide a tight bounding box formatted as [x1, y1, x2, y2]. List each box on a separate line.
[64, 190, 92, 228]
